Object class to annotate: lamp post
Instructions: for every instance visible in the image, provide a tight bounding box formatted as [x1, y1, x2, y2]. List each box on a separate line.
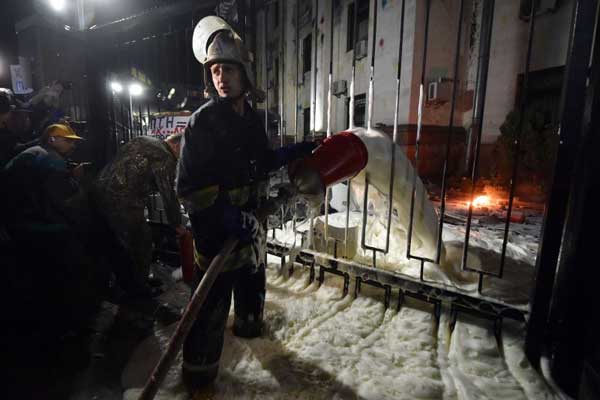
[76, 0, 85, 31]
[48, 0, 87, 31]
[109, 81, 122, 145]
[110, 81, 123, 95]
[49, 0, 66, 12]
[128, 83, 143, 138]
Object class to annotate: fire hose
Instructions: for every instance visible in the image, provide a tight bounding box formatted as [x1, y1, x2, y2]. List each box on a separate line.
[137, 201, 281, 400]
[138, 131, 367, 400]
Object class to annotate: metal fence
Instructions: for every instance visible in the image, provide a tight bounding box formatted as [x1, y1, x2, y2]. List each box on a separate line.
[82, 0, 598, 325]
[59, 0, 597, 385]
[255, 0, 598, 334]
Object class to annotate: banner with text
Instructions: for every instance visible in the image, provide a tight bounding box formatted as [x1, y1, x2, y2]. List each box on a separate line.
[148, 112, 191, 139]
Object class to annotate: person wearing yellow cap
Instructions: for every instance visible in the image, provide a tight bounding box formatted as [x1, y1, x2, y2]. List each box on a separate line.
[42, 122, 84, 154]
[2, 123, 101, 329]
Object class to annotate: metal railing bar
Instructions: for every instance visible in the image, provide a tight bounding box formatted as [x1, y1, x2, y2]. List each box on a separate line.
[406, 0, 432, 261]
[110, 91, 117, 149]
[436, 0, 465, 265]
[264, 6, 269, 136]
[146, 102, 151, 138]
[324, 0, 335, 243]
[344, 0, 360, 259]
[461, 0, 496, 287]
[386, 0, 406, 261]
[127, 107, 132, 141]
[138, 103, 144, 137]
[397, 287, 405, 311]
[360, 0, 392, 261]
[267, 240, 528, 320]
[366, 0, 378, 131]
[525, 0, 599, 363]
[499, 0, 537, 278]
[119, 101, 126, 143]
[280, 0, 286, 149]
[279, 0, 287, 231]
[349, 0, 359, 130]
[355, 276, 391, 309]
[310, 0, 319, 141]
[360, 173, 387, 255]
[319, 266, 350, 297]
[295, 0, 300, 144]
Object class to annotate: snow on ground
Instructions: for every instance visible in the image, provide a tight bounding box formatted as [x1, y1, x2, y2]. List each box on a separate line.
[122, 263, 555, 400]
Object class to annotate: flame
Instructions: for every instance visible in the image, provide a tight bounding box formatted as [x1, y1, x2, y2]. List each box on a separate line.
[472, 195, 491, 208]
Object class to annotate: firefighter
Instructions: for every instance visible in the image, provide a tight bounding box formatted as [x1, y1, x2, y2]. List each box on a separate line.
[177, 16, 316, 393]
[94, 133, 187, 298]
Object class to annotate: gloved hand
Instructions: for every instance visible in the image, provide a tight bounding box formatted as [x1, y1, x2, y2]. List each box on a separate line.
[222, 203, 258, 243]
[276, 184, 296, 205]
[273, 141, 318, 169]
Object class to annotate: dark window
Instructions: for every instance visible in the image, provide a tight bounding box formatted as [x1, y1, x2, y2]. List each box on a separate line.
[347, 0, 370, 52]
[303, 107, 311, 139]
[346, 94, 366, 127]
[303, 34, 312, 73]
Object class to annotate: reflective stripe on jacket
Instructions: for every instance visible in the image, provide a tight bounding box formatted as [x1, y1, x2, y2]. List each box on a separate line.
[177, 98, 276, 270]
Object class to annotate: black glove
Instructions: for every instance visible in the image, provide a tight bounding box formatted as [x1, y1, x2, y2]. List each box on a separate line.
[222, 203, 257, 243]
[273, 141, 318, 169]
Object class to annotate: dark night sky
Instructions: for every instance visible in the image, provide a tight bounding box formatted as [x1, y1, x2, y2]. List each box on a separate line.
[0, 0, 192, 87]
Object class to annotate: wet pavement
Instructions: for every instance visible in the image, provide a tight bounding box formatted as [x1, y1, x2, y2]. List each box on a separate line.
[4, 260, 188, 400]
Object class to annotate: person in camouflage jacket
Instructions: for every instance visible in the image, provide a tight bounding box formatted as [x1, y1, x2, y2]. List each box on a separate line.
[94, 133, 186, 297]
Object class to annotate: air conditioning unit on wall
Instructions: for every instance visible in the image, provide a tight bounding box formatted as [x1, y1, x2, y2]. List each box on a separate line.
[355, 39, 367, 60]
[427, 80, 453, 102]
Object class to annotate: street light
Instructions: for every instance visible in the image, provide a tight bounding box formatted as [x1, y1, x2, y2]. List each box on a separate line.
[110, 81, 123, 93]
[128, 83, 143, 97]
[48, 0, 89, 31]
[49, 0, 66, 12]
[128, 83, 144, 137]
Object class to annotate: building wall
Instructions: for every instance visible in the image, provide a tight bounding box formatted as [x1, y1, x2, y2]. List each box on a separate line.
[467, 0, 574, 143]
[254, 0, 574, 143]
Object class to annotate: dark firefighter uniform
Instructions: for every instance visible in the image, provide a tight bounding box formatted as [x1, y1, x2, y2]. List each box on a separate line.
[94, 136, 181, 293]
[176, 97, 278, 387]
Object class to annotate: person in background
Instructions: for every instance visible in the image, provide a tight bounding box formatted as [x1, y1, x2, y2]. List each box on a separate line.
[176, 16, 316, 394]
[0, 89, 17, 167]
[0, 89, 34, 167]
[94, 133, 187, 298]
[27, 80, 68, 136]
[2, 123, 100, 329]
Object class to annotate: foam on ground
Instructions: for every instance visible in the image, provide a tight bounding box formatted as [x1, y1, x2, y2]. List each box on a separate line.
[122, 265, 552, 399]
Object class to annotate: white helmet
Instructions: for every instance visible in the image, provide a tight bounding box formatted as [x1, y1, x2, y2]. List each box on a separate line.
[192, 16, 264, 101]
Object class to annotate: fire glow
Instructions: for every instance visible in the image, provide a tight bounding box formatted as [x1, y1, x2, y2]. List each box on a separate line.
[466, 195, 492, 209]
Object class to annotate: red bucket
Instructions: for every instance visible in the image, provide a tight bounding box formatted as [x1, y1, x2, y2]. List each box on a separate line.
[290, 131, 368, 194]
[178, 230, 195, 284]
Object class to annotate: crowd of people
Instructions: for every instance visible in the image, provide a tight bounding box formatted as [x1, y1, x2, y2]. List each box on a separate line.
[1, 15, 317, 396]
[0, 80, 191, 330]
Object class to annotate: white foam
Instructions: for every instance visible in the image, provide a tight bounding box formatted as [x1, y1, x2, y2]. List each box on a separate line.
[122, 266, 552, 399]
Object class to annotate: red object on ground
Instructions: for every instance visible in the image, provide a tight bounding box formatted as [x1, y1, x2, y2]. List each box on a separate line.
[305, 131, 368, 189]
[500, 211, 526, 224]
[178, 230, 195, 284]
